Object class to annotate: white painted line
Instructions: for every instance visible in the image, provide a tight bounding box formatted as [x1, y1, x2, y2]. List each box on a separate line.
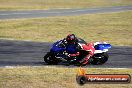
[0, 13, 31, 16]
[0, 6, 131, 16]
[95, 68, 132, 69]
[1, 66, 132, 69]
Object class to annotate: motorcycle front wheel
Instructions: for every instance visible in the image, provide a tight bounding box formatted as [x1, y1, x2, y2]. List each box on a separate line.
[44, 52, 60, 65]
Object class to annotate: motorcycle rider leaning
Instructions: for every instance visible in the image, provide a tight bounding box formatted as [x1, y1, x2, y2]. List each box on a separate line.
[58, 34, 95, 65]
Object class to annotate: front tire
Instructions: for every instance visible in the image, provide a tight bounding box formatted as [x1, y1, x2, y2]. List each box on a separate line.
[44, 52, 59, 65]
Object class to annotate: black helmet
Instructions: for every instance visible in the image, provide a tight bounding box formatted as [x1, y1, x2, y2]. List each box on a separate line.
[66, 34, 77, 44]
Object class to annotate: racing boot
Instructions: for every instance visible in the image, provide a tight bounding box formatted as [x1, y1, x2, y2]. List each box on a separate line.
[79, 55, 91, 66]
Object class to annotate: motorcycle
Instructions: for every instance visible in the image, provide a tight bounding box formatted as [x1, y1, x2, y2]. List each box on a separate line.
[44, 38, 111, 65]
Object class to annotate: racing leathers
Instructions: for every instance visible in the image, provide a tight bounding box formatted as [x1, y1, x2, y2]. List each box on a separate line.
[78, 42, 95, 65]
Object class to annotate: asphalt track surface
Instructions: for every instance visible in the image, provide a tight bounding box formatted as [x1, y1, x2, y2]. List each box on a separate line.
[0, 6, 132, 68]
[0, 40, 132, 68]
[0, 5, 132, 20]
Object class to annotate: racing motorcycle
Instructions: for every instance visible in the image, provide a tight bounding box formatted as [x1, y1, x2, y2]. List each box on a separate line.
[44, 38, 111, 65]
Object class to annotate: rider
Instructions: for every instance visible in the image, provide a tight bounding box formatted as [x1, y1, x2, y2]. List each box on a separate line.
[58, 34, 95, 65]
[58, 34, 80, 57]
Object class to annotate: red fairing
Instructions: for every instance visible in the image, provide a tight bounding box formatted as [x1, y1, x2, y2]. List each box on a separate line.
[81, 42, 95, 56]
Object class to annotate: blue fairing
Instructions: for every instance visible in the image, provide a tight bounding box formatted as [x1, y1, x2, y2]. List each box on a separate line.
[50, 41, 78, 54]
[95, 44, 111, 50]
[66, 44, 78, 54]
[50, 41, 65, 53]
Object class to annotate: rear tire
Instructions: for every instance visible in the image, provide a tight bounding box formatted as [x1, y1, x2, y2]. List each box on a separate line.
[100, 52, 109, 64]
[90, 52, 109, 65]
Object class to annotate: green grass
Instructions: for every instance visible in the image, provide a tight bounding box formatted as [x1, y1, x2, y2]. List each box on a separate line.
[0, 0, 132, 10]
[0, 66, 131, 88]
[0, 11, 132, 46]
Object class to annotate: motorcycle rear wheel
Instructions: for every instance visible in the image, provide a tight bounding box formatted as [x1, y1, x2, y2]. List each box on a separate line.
[90, 52, 109, 65]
